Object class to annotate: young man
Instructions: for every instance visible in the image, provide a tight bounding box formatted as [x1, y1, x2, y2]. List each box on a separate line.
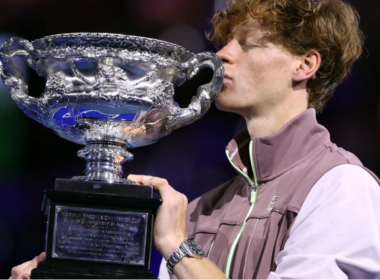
[10, 0, 380, 279]
[133, 0, 379, 278]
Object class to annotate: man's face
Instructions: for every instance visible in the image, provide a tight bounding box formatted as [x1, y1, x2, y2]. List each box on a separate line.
[216, 20, 301, 118]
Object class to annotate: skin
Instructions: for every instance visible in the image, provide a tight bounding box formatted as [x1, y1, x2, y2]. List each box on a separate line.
[216, 20, 320, 138]
[9, 20, 321, 279]
[9, 253, 45, 280]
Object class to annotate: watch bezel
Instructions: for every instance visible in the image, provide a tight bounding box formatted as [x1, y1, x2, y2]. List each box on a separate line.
[184, 238, 205, 257]
[166, 238, 204, 273]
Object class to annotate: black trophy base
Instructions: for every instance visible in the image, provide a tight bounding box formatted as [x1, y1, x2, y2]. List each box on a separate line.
[31, 178, 161, 279]
[32, 261, 157, 279]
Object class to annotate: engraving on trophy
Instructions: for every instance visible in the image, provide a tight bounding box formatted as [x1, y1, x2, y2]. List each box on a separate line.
[52, 206, 148, 265]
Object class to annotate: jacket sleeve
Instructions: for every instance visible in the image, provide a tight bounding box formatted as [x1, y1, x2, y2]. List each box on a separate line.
[158, 257, 171, 279]
[268, 164, 380, 279]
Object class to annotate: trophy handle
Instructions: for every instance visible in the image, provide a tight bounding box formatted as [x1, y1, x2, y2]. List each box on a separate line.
[0, 37, 49, 127]
[167, 51, 224, 131]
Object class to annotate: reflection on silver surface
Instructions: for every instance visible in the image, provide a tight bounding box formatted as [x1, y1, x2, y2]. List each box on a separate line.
[52, 205, 148, 265]
[0, 33, 224, 183]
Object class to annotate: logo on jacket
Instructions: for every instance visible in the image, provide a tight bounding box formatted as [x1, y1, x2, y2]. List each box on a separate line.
[267, 196, 279, 210]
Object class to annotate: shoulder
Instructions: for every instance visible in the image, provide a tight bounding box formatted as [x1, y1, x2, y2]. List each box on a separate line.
[293, 164, 380, 236]
[273, 165, 380, 278]
[311, 164, 379, 197]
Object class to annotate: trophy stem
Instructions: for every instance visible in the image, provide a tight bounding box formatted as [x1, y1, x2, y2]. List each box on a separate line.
[75, 142, 134, 183]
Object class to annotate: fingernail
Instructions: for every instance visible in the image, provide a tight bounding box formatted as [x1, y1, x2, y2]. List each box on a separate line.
[21, 275, 29, 280]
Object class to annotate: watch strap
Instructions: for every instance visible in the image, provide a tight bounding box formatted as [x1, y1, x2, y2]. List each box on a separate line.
[166, 239, 204, 274]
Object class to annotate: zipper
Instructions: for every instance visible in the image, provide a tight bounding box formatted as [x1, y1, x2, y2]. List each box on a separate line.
[224, 141, 258, 278]
[242, 218, 260, 278]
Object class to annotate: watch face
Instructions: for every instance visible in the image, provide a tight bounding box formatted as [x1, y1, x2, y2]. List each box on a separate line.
[186, 239, 205, 256]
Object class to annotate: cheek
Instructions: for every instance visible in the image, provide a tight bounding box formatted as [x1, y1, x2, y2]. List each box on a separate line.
[243, 62, 267, 90]
[241, 53, 271, 85]
[256, 55, 293, 87]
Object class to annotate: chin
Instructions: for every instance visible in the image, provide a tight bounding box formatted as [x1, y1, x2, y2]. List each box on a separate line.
[215, 98, 226, 111]
[215, 97, 250, 118]
[215, 98, 234, 113]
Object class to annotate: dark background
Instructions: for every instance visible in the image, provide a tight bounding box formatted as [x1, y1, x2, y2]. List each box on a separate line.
[0, 0, 379, 278]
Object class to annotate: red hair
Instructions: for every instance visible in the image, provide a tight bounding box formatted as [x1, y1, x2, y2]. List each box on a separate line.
[208, 0, 365, 112]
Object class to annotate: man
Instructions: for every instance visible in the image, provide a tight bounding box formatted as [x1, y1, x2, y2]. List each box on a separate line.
[10, 0, 380, 279]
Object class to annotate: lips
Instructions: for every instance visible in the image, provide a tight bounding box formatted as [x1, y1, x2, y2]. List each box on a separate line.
[222, 74, 232, 91]
[223, 74, 232, 83]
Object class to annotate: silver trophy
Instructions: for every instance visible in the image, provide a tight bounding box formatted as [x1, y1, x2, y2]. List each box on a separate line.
[0, 33, 223, 279]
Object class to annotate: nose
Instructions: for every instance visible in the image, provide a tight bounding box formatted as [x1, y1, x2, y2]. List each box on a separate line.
[216, 40, 238, 64]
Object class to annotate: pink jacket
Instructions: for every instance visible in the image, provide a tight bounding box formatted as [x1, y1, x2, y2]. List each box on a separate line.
[185, 109, 380, 279]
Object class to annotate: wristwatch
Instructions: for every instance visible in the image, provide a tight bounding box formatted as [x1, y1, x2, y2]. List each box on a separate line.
[166, 238, 205, 273]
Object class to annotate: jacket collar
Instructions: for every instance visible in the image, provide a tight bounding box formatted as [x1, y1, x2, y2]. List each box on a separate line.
[226, 109, 331, 184]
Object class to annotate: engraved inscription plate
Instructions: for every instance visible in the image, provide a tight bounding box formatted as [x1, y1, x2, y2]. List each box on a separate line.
[52, 206, 148, 265]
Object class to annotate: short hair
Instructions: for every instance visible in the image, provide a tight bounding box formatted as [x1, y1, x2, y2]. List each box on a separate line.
[208, 0, 365, 112]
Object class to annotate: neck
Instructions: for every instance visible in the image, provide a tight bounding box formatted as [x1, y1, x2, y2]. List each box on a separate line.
[245, 104, 308, 138]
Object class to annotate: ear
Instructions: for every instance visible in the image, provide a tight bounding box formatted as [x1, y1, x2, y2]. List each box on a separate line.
[293, 49, 321, 82]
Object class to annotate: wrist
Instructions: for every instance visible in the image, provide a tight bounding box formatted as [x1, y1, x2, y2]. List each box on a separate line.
[164, 242, 184, 261]
[157, 238, 184, 260]
[166, 238, 205, 274]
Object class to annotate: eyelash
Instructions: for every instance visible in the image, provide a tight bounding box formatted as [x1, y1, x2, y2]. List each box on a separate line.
[240, 43, 258, 50]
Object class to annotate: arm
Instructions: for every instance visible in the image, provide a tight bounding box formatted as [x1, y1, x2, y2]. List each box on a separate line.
[268, 165, 380, 279]
[128, 175, 226, 279]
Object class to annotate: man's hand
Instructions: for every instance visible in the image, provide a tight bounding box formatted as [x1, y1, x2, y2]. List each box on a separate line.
[128, 175, 226, 279]
[9, 252, 45, 279]
[127, 174, 188, 260]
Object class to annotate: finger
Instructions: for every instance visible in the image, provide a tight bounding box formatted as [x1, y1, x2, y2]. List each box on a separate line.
[127, 174, 147, 185]
[127, 174, 157, 186]
[134, 175, 174, 197]
[28, 254, 42, 269]
[128, 174, 171, 193]
[35, 252, 46, 264]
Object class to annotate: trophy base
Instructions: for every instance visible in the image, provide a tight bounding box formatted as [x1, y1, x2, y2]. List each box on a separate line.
[31, 178, 161, 279]
[32, 260, 157, 279]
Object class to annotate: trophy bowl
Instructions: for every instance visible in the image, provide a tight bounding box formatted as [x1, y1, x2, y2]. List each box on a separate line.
[0, 33, 223, 183]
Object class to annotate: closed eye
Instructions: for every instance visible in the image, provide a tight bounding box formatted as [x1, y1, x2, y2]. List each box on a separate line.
[240, 42, 260, 51]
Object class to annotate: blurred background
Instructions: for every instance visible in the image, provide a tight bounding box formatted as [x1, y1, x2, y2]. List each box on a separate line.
[0, 0, 379, 278]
